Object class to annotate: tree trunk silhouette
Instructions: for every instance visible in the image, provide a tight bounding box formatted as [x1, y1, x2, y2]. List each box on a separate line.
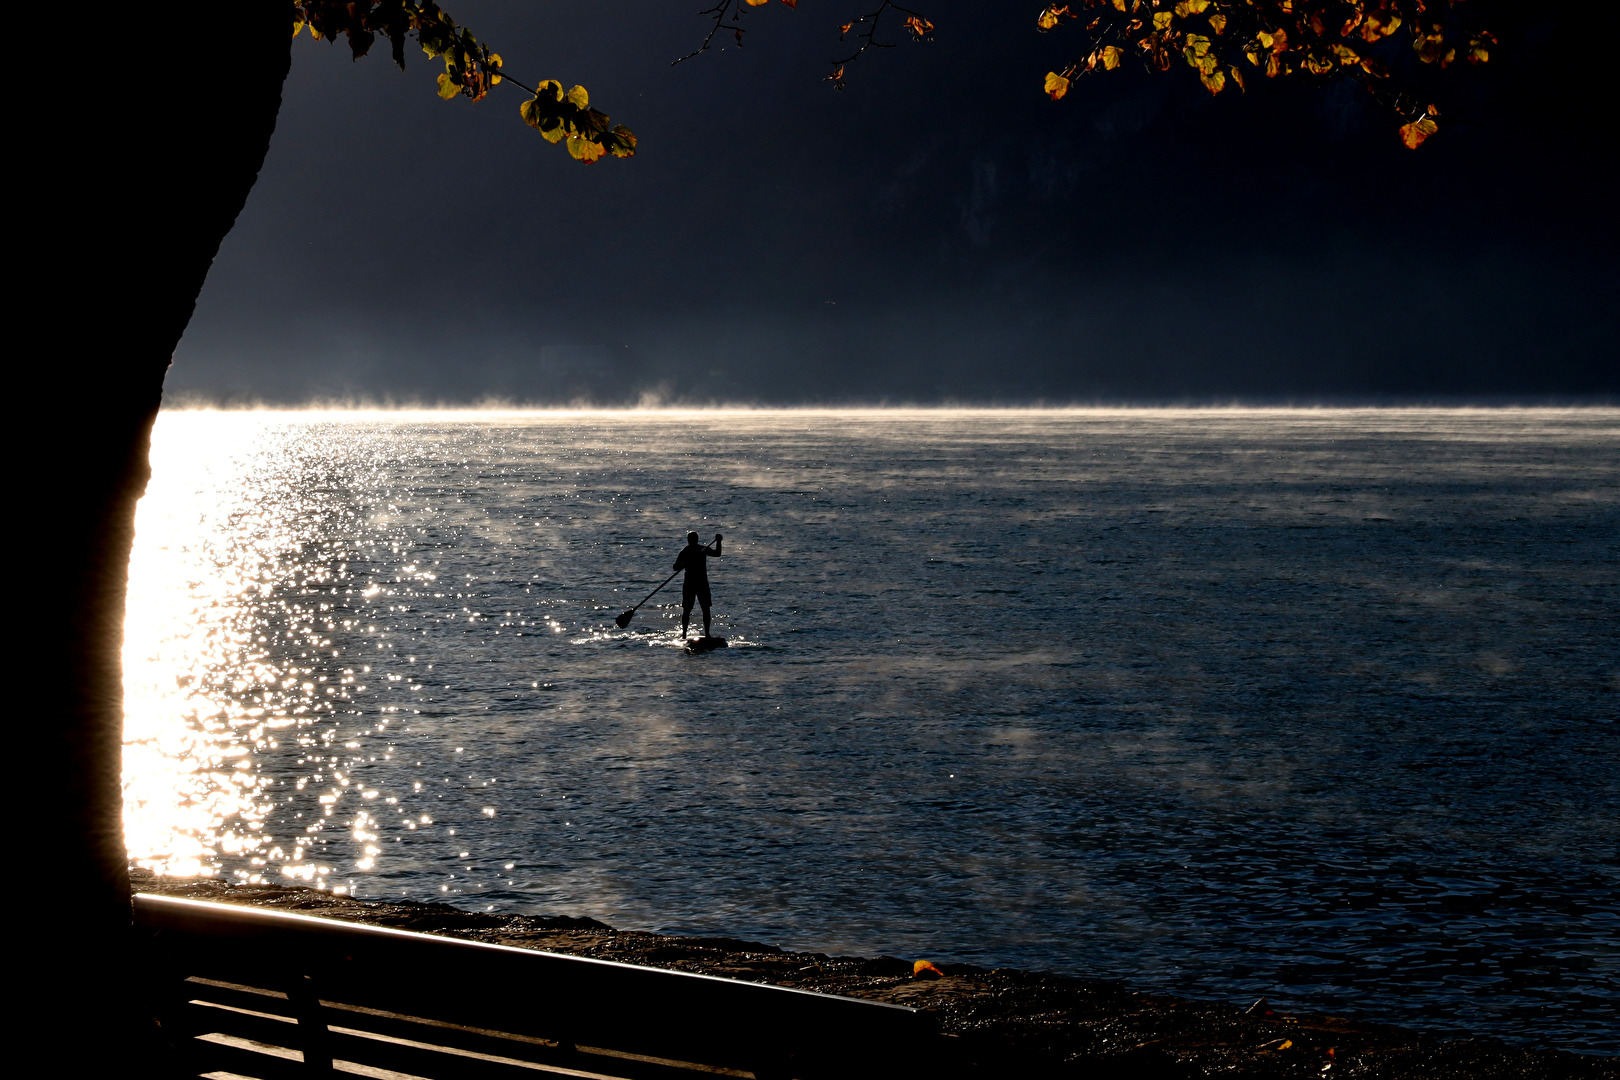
[29, 3, 291, 1068]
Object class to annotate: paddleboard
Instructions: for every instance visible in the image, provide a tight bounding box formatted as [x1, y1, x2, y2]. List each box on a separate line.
[684, 636, 728, 654]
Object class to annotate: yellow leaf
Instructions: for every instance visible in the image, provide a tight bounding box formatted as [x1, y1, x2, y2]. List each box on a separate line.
[1153, 10, 1174, 30]
[291, 16, 305, 38]
[565, 84, 589, 109]
[567, 136, 605, 163]
[1102, 45, 1124, 70]
[1255, 30, 1273, 49]
[436, 72, 460, 100]
[1200, 69, 1225, 94]
[1361, 11, 1401, 42]
[1399, 116, 1438, 149]
[1044, 71, 1071, 100]
[1209, 13, 1226, 34]
[1229, 64, 1245, 90]
[1174, 0, 1208, 16]
[1112, 0, 1128, 11]
[606, 125, 638, 158]
[1038, 4, 1072, 30]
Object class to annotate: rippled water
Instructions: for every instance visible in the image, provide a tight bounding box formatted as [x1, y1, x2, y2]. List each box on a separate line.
[123, 408, 1619, 1052]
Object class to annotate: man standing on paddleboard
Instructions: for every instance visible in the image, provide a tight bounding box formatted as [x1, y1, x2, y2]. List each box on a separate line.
[674, 531, 722, 640]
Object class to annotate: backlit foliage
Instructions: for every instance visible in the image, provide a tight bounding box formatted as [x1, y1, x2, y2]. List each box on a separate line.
[1036, 0, 1494, 147]
[291, 1, 635, 163]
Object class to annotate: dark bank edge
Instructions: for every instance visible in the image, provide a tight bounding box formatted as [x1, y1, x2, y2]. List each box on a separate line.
[130, 869, 1615, 1078]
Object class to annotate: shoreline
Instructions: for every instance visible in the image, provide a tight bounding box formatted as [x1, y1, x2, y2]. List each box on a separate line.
[130, 871, 1613, 1077]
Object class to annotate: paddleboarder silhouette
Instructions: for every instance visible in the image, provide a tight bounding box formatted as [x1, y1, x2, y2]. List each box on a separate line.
[674, 531, 722, 640]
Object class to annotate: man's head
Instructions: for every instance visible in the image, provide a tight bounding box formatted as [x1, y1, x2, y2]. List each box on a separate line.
[687, 531, 700, 545]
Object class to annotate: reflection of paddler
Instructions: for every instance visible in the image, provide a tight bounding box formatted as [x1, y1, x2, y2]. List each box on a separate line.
[674, 531, 722, 640]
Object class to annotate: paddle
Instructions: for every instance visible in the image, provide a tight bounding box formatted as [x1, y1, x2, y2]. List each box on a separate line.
[614, 538, 718, 629]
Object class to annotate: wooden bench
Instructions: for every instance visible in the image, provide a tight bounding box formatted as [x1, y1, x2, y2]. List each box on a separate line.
[135, 893, 928, 1080]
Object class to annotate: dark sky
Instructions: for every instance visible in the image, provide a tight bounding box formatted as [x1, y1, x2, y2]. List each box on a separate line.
[167, 2, 1617, 405]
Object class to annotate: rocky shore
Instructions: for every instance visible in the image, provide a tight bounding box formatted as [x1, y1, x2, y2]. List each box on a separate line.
[130, 870, 1613, 1078]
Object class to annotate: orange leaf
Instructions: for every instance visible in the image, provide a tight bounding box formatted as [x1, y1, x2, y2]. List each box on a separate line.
[1399, 116, 1438, 149]
[1044, 71, 1071, 100]
[913, 960, 945, 977]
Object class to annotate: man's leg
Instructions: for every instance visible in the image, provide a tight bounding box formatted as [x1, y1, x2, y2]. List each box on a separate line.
[682, 584, 694, 638]
[700, 598, 712, 638]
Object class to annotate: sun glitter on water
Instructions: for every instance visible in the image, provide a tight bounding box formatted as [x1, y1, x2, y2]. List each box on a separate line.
[122, 413, 338, 885]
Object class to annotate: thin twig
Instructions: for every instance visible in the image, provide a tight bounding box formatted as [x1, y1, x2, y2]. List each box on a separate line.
[832, 0, 930, 68]
[673, 0, 749, 66]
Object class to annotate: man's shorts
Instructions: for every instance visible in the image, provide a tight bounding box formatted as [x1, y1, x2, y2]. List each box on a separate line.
[682, 580, 712, 609]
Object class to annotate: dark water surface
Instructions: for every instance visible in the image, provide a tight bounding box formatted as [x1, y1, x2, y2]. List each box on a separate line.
[124, 409, 1619, 1052]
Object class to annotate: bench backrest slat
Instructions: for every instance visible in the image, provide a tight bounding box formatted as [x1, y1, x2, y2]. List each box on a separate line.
[136, 893, 924, 1079]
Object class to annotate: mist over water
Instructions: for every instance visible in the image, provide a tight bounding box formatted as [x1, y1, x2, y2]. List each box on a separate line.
[123, 408, 1618, 1052]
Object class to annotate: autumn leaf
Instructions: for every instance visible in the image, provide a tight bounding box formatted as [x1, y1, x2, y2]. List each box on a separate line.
[1101, 45, 1124, 70]
[1038, 5, 1072, 31]
[1304, 53, 1335, 75]
[1152, 11, 1174, 31]
[605, 125, 638, 158]
[1045, 70, 1071, 99]
[436, 71, 460, 99]
[1399, 115, 1438, 149]
[567, 136, 605, 163]
[1209, 13, 1227, 35]
[1201, 68, 1226, 94]
[745, 0, 769, 6]
[1361, 10, 1402, 42]
[904, 16, 935, 38]
[913, 960, 945, 977]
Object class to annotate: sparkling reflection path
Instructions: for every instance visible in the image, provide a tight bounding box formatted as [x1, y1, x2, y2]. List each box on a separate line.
[123, 409, 1619, 1052]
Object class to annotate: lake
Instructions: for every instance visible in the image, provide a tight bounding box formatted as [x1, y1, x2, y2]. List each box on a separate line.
[123, 408, 1619, 1052]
